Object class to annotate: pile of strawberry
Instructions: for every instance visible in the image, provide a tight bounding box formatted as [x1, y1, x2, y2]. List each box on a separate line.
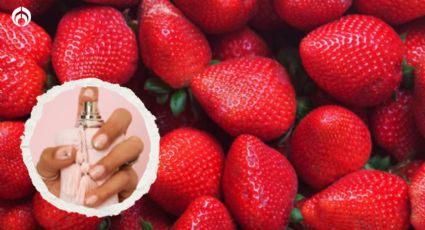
[1, 0, 425, 229]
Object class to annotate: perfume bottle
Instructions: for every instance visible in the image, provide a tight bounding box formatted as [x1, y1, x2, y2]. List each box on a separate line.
[55, 101, 124, 207]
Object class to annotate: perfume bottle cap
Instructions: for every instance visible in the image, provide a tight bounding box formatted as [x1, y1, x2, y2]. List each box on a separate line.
[79, 101, 104, 127]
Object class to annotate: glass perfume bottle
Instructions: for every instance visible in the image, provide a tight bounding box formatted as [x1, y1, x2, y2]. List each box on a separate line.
[55, 101, 124, 207]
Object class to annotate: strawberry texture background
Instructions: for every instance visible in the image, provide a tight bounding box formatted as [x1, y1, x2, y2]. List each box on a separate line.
[1, 0, 425, 229]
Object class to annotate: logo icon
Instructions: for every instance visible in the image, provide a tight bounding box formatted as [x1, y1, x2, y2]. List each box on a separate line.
[11, 6, 31, 27]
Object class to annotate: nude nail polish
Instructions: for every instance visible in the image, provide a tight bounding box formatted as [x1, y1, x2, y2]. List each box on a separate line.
[55, 101, 125, 208]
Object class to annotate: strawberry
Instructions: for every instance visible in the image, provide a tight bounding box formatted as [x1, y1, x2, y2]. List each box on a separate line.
[211, 27, 271, 61]
[371, 91, 425, 161]
[354, 0, 425, 25]
[0, 13, 51, 67]
[172, 196, 236, 230]
[52, 6, 138, 84]
[33, 193, 102, 230]
[410, 162, 425, 229]
[290, 105, 371, 189]
[403, 18, 425, 67]
[249, 0, 285, 31]
[112, 196, 173, 230]
[149, 128, 225, 215]
[274, 0, 352, 31]
[0, 200, 37, 230]
[0, 13, 50, 118]
[415, 59, 425, 138]
[0, 122, 34, 200]
[191, 57, 296, 141]
[82, 0, 139, 7]
[139, 0, 211, 89]
[302, 170, 410, 230]
[300, 15, 404, 107]
[174, 0, 257, 33]
[223, 135, 297, 230]
[0, 0, 55, 15]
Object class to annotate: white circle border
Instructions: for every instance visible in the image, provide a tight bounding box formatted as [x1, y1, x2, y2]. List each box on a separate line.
[21, 78, 160, 217]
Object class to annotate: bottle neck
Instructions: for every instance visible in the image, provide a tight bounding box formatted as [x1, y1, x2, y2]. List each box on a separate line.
[79, 119, 103, 128]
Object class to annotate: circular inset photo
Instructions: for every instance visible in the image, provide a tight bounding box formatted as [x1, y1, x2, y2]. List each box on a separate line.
[21, 78, 159, 217]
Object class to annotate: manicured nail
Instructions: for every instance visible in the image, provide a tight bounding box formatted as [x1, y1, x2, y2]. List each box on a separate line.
[83, 88, 94, 98]
[89, 165, 105, 180]
[93, 134, 107, 149]
[85, 195, 98, 206]
[56, 146, 72, 160]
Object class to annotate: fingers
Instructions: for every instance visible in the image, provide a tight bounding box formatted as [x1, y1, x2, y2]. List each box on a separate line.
[77, 87, 99, 117]
[85, 166, 138, 207]
[37, 146, 76, 179]
[88, 136, 143, 181]
[91, 108, 133, 151]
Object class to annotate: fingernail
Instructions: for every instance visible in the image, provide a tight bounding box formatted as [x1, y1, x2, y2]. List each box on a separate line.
[93, 134, 107, 149]
[85, 195, 98, 206]
[56, 146, 72, 160]
[89, 165, 105, 179]
[83, 88, 94, 98]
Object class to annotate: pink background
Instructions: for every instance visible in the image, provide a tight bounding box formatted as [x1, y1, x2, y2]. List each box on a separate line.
[30, 86, 151, 179]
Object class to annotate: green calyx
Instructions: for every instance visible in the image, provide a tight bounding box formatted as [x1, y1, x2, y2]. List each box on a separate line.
[140, 219, 153, 230]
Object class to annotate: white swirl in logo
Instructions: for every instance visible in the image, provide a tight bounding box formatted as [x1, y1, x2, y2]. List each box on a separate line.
[11, 7, 31, 27]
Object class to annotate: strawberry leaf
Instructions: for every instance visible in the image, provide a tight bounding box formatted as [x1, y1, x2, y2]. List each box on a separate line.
[400, 32, 408, 43]
[156, 94, 169, 105]
[290, 207, 304, 224]
[210, 59, 220, 65]
[140, 219, 153, 230]
[144, 77, 172, 94]
[170, 89, 187, 116]
[296, 97, 312, 122]
[364, 155, 391, 171]
[97, 218, 110, 230]
[295, 193, 305, 202]
[401, 59, 415, 91]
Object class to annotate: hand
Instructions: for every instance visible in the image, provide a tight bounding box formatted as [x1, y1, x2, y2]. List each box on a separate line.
[37, 87, 144, 207]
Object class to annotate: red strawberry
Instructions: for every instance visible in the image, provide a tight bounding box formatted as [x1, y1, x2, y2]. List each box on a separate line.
[139, 0, 211, 88]
[354, 0, 425, 25]
[274, 0, 352, 31]
[249, 0, 284, 31]
[172, 196, 236, 230]
[300, 15, 404, 107]
[0, 13, 51, 67]
[223, 135, 298, 230]
[52, 6, 138, 84]
[415, 59, 425, 138]
[0, 13, 50, 118]
[371, 91, 425, 161]
[0, 122, 34, 200]
[174, 0, 257, 33]
[82, 0, 139, 7]
[290, 105, 371, 189]
[0, 0, 55, 15]
[149, 128, 225, 215]
[302, 170, 410, 230]
[0, 201, 37, 230]
[403, 18, 425, 67]
[410, 163, 425, 229]
[191, 57, 296, 141]
[33, 193, 102, 230]
[211, 27, 271, 61]
[112, 196, 173, 230]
